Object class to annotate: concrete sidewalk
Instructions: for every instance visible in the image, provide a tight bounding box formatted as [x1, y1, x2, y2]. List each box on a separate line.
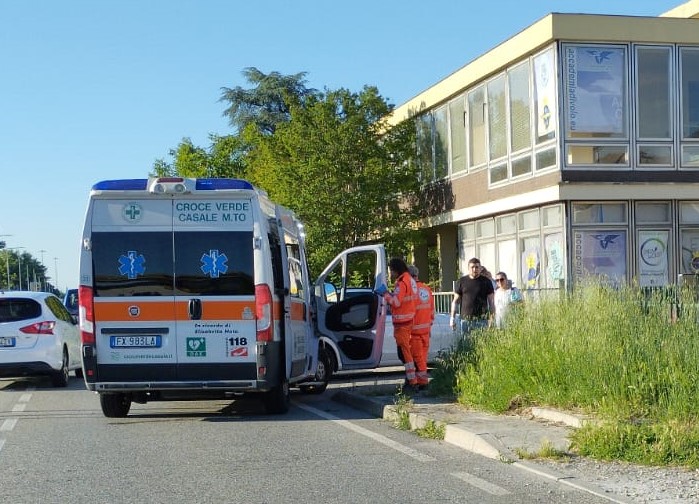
[330, 380, 632, 504]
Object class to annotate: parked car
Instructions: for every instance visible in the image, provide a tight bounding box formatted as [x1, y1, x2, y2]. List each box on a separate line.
[0, 291, 82, 386]
[63, 288, 78, 318]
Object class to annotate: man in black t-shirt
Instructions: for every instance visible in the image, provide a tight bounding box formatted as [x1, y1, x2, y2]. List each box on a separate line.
[449, 257, 495, 336]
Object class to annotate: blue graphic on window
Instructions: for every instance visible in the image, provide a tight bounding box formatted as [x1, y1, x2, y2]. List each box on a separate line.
[118, 251, 146, 279]
[201, 250, 229, 278]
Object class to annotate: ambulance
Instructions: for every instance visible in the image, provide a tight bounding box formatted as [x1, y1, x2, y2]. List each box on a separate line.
[78, 177, 387, 417]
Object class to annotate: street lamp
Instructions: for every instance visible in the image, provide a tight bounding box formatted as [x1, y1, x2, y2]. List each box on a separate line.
[54, 257, 59, 292]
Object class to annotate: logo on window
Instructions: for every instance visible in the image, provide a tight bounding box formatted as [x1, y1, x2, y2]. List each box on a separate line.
[591, 234, 620, 250]
[201, 250, 229, 278]
[118, 251, 146, 279]
[122, 203, 143, 222]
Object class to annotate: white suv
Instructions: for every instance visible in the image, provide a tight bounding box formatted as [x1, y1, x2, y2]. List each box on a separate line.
[0, 291, 82, 387]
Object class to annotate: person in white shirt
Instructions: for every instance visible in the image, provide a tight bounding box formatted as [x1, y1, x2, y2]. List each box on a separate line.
[493, 271, 522, 328]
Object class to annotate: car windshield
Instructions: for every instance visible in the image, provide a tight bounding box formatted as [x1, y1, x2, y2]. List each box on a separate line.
[0, 298, 42, 322]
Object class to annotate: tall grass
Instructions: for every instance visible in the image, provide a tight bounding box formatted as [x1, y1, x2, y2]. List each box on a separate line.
[431, 284, 699, 466]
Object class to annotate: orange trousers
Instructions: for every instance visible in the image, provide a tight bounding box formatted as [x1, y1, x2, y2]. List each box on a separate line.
[393, 324, 416, 385]
[410, 332, 430, 386]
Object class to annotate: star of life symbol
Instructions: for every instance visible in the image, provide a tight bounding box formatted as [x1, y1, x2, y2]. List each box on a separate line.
[122, 203, 143, 222]
[118, 251, 146, 279]
[201, 250, 229, 278]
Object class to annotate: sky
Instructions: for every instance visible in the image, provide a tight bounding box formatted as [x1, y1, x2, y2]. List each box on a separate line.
[0, 0, 685, 291]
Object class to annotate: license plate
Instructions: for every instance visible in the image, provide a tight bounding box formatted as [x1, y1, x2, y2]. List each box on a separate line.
[110, 335, 162, 348]
[0, 337, 16, 347]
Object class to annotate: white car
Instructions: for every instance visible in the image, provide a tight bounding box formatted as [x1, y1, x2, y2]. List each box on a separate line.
[378, 312, 456, 366]
[0, 291, 82, 387]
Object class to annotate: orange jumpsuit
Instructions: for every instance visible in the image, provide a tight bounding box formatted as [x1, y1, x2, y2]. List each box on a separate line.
[384, 271, 418, 385]
[411, 280, 434, 387]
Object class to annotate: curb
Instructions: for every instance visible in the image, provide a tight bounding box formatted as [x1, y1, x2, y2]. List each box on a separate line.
[331, 391, 634, 504]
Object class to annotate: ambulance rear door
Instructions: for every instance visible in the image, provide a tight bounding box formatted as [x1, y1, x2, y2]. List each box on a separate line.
[314, 245, 387, 370]
[172, 193, 257, 383]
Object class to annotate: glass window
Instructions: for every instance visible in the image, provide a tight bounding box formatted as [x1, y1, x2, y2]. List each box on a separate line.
[638, 145, 672, 166]
[572, 229, 627, 286]
[534, 48, 557, 143]
[434, 106, 449, 179]
[636, 46, 672, 139]
[476, 218, 495, 238]
[509, 62, 532, 152]
[468, 86, 486, 167]
[459, 222, 475, 241]
[488, 75, 507, 160]
[512, 156, 532, 177]
[175, 231, 254, 296]
[518, 209, 540, 230]
[449, 96, 466, 174]
[563, 44, 628, 139]
[543, 205, 563, 227]
[496, 214, 516, 235]
[681, 145, 699, 167]
[567, 145, 628, 165]
[536, 148, 556, 171]
[477, 241, 496, 272]
[680, 47, 699, 139]
[498, 239, 517, 286]
[680, 202, 699, 224]
[92, 231, 174, 297]
[680, 229, 699, 273]
[544, 232, 565, 288]
[572, 203, 627, 224]
[489, 162, 508, 184]
[520, 236, 542, 289]
[416, 113, 433, 181]
[636, 202, 671, 224]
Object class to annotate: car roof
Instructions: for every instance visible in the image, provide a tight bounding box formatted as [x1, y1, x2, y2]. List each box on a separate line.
[0, 290, 54, 301]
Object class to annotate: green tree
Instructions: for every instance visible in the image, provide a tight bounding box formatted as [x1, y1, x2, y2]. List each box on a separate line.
[246, 85, 420, 274]
[219, 67, 317, 135]
[152, 134, 247, 178]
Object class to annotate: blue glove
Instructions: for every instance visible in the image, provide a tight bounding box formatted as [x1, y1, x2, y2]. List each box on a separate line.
[374, 284, 388, 296]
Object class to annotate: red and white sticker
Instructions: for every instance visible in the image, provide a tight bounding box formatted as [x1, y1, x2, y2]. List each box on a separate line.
[230, 346, 248, 357]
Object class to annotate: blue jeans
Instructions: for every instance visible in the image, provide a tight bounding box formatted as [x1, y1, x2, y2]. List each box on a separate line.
[459, 318, 489, 337]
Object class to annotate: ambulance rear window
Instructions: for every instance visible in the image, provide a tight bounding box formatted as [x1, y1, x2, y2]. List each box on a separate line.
[174, 231, 254, 296]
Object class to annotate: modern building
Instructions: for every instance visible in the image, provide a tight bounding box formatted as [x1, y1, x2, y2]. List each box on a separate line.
[391, 1, 699, 292]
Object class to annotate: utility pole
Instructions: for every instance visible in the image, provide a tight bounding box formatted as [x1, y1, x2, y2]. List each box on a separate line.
[39, 249, 47, 290]
[54, 257, 59, 292]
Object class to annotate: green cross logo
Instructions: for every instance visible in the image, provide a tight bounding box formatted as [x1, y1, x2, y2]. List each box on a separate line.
[122, 203, 143, 222]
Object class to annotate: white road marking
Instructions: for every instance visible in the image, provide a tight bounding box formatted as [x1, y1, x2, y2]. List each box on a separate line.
[19, 393, 32, 402]
[451, 472, 511, 496]
[0, 419, 17, 432]
[11, 404, 26, 413]
[296, 402, 436, 463]
[0, 439, 4, 452]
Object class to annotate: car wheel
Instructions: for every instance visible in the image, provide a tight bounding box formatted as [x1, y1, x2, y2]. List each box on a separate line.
[299, 346, 332, 395]
[50, 348, 70, 388]
[263, 376, 290, 414]
[100, 393, 132, 418]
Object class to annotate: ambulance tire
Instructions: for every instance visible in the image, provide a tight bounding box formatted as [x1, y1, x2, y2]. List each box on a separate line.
[299, 346, 331, 395]
[100, 393, 132, 418]
[263, 376, 290, 414]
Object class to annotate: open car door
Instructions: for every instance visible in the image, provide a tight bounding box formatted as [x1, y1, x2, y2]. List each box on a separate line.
[314, 245, 387, 370]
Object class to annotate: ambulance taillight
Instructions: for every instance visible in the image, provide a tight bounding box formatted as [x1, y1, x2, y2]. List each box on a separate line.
[255, 284, 273, 342]
[79, 285, 95, 344]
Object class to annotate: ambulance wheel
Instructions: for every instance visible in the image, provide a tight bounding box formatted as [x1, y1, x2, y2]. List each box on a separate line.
[263, 377, 290, 414]
[299, 346, 331, 395]
[100, 393, 132, 418]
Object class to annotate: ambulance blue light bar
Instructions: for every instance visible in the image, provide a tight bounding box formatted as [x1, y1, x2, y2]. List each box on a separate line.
[195, 179, 254, 191]
[92, 179, 148, 191]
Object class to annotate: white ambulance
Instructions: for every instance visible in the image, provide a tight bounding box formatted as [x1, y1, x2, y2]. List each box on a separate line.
[78, 177, 387, 417]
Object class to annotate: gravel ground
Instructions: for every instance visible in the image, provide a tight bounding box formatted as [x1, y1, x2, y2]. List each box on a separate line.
[533, 456, 699, 503]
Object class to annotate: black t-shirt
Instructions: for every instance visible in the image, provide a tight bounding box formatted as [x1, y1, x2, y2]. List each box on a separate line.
[455, 275, 494, 319]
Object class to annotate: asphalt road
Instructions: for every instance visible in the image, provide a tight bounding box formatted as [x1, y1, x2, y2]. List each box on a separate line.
[0, 373, 612, 504]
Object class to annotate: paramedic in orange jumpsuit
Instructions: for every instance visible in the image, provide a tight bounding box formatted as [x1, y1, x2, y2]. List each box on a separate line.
[408, 265, 434, 390]
[381, 258, 418, 388]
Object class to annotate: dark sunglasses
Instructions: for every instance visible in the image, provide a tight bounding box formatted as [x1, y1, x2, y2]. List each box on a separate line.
[495, 277, 506, 282]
